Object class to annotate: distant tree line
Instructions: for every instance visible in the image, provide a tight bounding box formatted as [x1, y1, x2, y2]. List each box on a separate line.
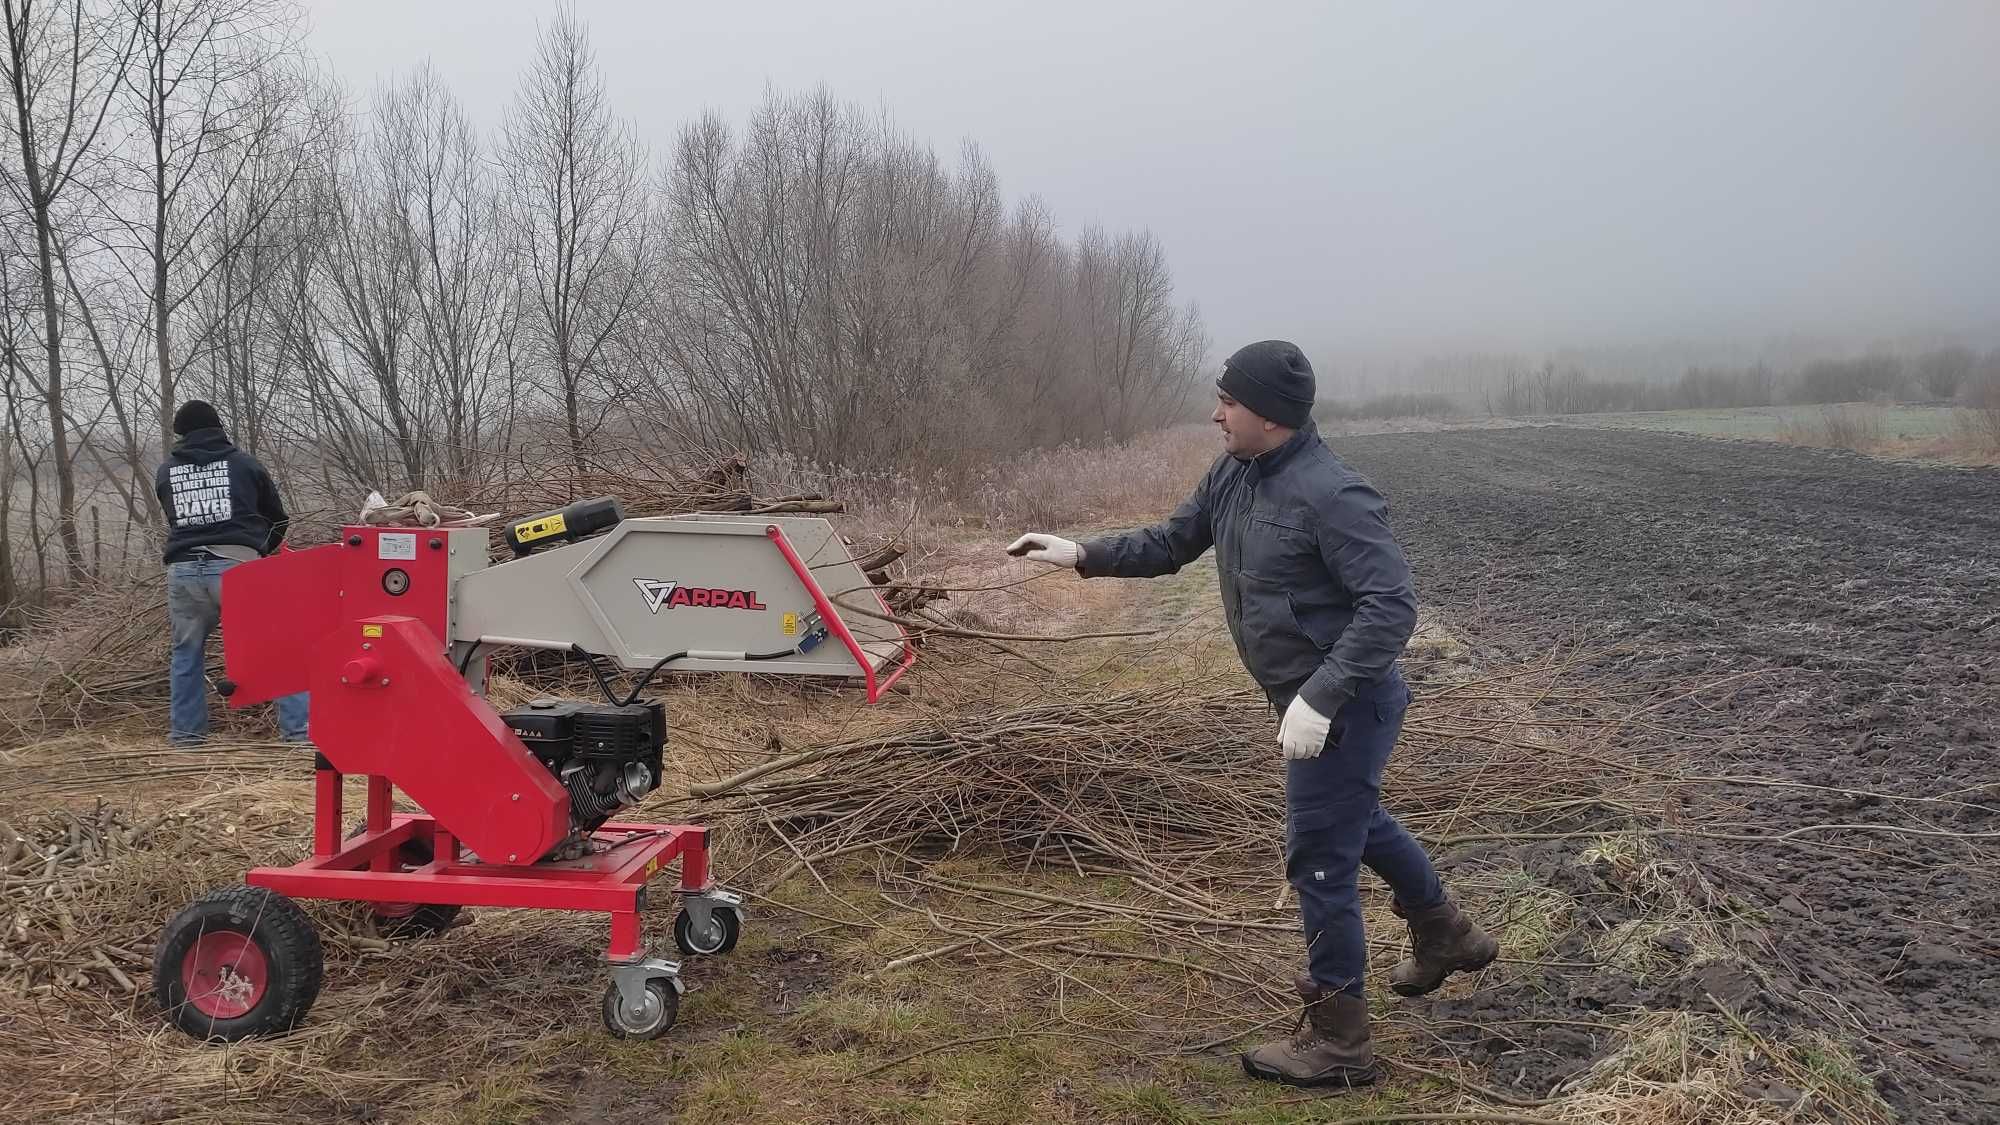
[1482, 347, 1999, 416]
[1319, 347, 2000, 420]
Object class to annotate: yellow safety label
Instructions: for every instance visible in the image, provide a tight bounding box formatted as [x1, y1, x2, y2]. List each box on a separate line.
[781, 612, 799, 636]
[515, 513, 567, 541]
[362, 624, 383, 637]
[643, 857, 660, 879]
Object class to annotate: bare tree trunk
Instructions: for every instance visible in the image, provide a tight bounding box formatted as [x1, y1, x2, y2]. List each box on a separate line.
[152, 61, 168, 446]
[115, 0, 304, 454]
[4, 23, 74, 579]
[502, 7, 655, 478]
[0, 306, 18, 625]
[1, 0, 132, 586]
[25, 192, 82, 580]
[3, 347, 48, 597]
[56, 236, 157, 532]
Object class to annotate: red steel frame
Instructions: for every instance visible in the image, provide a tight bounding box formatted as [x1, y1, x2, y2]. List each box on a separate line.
[765, 524, 915, 703]
[249, 771, 711, 961]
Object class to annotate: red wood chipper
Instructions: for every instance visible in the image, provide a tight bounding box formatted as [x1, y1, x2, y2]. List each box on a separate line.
[152, 500, 912, 1042]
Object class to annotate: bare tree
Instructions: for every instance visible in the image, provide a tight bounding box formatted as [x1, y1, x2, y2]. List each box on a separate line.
[657, 86, 1206, 469]
[1535, 359, 1557, 414]
[108, 0, 303, 456]
[831, 111, 992, 464]
[1917, 346, 1975, 401]
[0, 6, 1212, 595]
[382, 65, 512, 484]
[969, 196, 1055, 412]
[0, 0, 134, 583]
[0, 248, 28, 615]
[500, 7, 655, 475]
[302, 66, 516, 491]
[1074, 228, 1195, 441]
[313, 96, 427, 484]
[55, 231, 156, 535]
[661, 94, 858, 464]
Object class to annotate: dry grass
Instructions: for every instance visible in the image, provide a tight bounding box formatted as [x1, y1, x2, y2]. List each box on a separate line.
[1777, 406, 1885, 450]
[0, 657, 1893, 1125]
[1948, 404, 2000, 456]
[1580, 833, 1743, 982]
[0, 638, 1869, 1125]
[1551, 1011, 1894, 1125]
[761, 423, 1222, 539]
[1769, 401, 2000, 465]
[0, 582, 184, 741]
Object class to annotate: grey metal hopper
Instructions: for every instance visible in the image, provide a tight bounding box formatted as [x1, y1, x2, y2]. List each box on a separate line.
[451, 514, 913, 701]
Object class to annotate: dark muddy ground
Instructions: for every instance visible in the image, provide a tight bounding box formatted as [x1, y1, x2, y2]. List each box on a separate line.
[1339, 425, 2000, 1124]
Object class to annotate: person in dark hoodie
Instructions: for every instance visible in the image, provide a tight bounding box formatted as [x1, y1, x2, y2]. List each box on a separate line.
[1005, 341, 1497, 1090]
[156, 400, 309, 745]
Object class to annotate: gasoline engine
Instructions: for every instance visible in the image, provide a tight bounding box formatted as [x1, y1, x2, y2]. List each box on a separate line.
[502, 697, 666, 848]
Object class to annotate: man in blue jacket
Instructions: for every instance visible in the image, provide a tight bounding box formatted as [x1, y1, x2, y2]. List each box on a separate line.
[1007, 341, 1495, 1089]
[156, 400, 309, 745]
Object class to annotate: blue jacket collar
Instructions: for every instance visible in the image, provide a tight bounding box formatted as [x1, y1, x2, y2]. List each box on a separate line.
[1245, 419, 1319, 478]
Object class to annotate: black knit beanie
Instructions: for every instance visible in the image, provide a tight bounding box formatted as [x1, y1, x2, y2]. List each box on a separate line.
[1217, 340, 1315, 429]
[172, 399, 223, 435]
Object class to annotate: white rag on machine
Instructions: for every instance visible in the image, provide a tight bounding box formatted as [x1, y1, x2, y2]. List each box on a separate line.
[358, 490, 499, 528]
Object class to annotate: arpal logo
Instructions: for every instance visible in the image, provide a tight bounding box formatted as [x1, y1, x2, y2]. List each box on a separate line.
[635, 578, 768, 614]
[634, 579, 679, 614]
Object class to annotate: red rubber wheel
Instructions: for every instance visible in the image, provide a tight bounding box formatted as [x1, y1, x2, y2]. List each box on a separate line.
[179, 930, 270, 1019]
[154, 886, 322, 1042]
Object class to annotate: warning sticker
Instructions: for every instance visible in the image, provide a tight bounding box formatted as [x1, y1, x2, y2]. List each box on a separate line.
[362, 624, 383, 638]
[378, 533, 417, 560]
[781, 612, 799, 636]
[514, 513, 566, 542]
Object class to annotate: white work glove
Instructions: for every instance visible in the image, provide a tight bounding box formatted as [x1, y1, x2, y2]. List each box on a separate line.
[1278, 695, 1334, 759]
[1006, 532, 1081, 569]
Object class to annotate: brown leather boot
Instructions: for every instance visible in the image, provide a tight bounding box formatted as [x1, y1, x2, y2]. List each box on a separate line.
[1240, 976, 1381, 1088]
[1388, 895, 1498, 997]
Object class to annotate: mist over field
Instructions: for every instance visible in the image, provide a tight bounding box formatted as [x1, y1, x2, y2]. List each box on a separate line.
[3, 6, 1997, 1124]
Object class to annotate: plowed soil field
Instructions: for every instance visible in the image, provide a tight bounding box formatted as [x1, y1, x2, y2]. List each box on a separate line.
[1340, 425, 2000, 1124]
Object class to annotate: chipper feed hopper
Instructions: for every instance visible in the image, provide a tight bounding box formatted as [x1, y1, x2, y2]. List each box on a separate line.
[151, 500, 913, 1042]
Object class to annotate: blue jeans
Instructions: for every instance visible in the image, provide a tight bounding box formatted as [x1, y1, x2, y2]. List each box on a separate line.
[168, 556, 309, 743]
[1285, 663, 1444, 998]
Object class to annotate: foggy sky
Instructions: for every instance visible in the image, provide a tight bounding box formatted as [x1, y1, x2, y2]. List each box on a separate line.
[300, 0, 2000, 374]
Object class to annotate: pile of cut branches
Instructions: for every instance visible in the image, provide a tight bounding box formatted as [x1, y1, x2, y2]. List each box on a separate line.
[0, 801, 177, 997]
[685, 664, 1656, 895]
[453, 448, 844, 527]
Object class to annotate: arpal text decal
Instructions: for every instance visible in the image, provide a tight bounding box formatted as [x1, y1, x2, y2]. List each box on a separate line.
[635, 579, 768, 614]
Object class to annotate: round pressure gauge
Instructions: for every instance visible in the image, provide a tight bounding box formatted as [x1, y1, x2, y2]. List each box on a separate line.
[382, 568, 411, 596]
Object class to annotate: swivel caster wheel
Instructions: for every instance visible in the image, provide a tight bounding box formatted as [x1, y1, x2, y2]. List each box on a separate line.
[154, 885, 324, 1042]
[673, 900, 742, 956]
[602, 966, 682, 1040]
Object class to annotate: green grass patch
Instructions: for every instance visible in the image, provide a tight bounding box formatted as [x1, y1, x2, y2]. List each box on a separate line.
[1488, 865, 1576, 960]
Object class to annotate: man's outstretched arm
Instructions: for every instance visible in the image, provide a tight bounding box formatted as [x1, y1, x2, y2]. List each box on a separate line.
[1008, 461, 1218, 577]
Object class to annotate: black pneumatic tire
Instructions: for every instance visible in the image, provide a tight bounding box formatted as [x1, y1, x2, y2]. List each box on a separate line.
[154, 885, 324, 1042]
[673, 904, 741, 956]
[602, 979, 679, 1039]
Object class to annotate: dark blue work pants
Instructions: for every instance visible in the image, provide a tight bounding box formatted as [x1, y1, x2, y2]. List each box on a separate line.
[1284, 663, 1444, 998]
